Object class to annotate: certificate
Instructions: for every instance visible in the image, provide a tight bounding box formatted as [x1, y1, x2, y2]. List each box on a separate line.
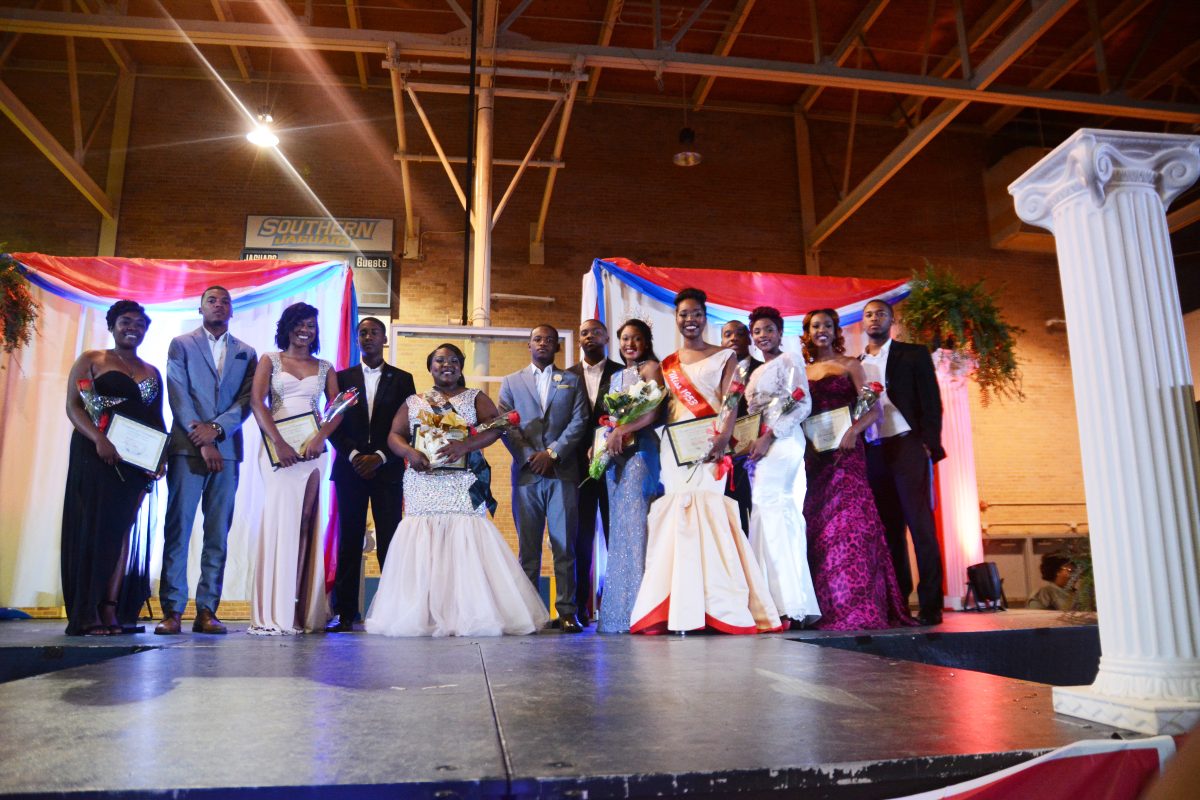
[412, 425, 468, 470]
[263, 412, 322, 468]
[666, 413, 762, 466]
[802, 406, 852, 453]
[106, 413, 167, 473]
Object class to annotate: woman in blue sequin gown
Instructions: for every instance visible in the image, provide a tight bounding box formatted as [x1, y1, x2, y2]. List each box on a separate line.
[366, 344, 548, 637]
[61, 300, 165, 636]
[596, 320, 663, 634]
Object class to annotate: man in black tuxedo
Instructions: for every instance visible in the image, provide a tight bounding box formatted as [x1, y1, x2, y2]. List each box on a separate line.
[567, 319, 623, 623]
[326, 317, 416, 632]
[721, 319, 763, 536]
[860, 299, 947, 626]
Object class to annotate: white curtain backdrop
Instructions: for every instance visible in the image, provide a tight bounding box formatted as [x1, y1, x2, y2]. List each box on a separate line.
[0, 270, 349, 608]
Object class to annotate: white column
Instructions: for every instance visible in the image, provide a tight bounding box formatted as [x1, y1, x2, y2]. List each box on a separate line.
[933, 350, 985, 610]
[469, 85, 494, 378]
[1009, 129, 1200, 735]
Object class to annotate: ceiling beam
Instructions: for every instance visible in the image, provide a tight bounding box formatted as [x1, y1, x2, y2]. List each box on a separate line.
[584, 0, 620, 103]
[210, 0, 251, 82]
[799, 0, 890, 111]
[807, 0, 1079, 250]
[1, 7, 1195, 124]
[72, 0, 132, 73]
[1168, 196, 1199, 232]
[984, 0, 1151, 133]
[0, 78, 113, 217]
[691, 0, 755, 110]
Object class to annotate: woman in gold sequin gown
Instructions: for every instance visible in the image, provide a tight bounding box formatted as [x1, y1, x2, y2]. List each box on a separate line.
[365, 344, 548, 637]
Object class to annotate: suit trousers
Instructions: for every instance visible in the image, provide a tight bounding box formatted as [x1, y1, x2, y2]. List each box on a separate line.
[575, 475, 610, 619]
[161, 455, 240, 615]
[513, 475, 578, 619]
[332, 472, 402, 620]
[724, 457, 753, 536]
[866, 434, 944, 616]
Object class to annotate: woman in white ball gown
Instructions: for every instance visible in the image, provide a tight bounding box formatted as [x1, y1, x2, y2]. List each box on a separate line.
[365, 343, 548, 637]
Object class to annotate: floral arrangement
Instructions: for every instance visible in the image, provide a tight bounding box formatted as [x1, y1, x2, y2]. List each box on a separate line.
[586, 379, 665, 481]
[900, 262, 1023, 404]
[0, 249, 40, 356]
[852, 381, 884, 421]
[77, 378, 123, 431]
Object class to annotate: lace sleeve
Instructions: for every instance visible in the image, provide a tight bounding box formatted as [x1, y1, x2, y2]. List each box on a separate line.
[764, 354, 813, 440]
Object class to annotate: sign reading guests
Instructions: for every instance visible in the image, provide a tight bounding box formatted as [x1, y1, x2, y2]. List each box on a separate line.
[243, 215, 394, 310]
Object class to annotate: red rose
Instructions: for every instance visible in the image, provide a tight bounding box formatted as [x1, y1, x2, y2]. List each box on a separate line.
[78, 379, 94, 391]
[790, 387, 806, 401]
[506, 410, 521, 425]
[728, 382, 746, 394]
[868, 382, 884, 394]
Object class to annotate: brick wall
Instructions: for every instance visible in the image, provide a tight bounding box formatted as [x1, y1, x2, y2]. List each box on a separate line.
[2, 72, 1096, 571]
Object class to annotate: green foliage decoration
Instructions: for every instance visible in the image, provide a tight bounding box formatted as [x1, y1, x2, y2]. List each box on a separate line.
[900, 262, 1024, 405]
[0, 248, 41, 356]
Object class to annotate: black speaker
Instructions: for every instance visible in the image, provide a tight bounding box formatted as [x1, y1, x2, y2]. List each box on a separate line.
[964, 562, 1007, 612]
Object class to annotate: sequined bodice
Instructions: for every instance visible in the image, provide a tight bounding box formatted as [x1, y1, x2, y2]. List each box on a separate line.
[89, 370, 165, 431]
[267, 353, 331, 418]
[404, 389, 487, 516]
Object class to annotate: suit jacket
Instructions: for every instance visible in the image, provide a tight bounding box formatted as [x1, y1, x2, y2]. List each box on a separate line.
[882, 340, 946, 463]
[166, 327, 257, 462]
[499, 364, 590, 485]
[566, 359, 623, 474]
[330, 362, 416, 483]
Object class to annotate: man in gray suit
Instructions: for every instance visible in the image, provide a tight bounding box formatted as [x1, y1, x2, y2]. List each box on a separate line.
[499, 324, 590, 633]
[156, 286, 257, 635]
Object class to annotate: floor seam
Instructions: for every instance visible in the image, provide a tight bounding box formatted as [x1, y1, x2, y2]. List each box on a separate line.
[477, 642, 514, 797]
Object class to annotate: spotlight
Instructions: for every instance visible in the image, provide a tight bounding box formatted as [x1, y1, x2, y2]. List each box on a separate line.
[673, 127, 701, 167]
[246, 113, 279, 148]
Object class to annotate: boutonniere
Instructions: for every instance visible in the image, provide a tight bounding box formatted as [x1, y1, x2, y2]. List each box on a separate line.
[552, 374, 563, 384]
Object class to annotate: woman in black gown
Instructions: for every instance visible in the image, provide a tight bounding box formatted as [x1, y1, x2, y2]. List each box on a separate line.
[61, 300, 166, 635]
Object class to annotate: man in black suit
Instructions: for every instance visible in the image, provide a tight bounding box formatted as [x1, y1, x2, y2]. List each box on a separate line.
[860, 299, 947, 626]
[567, 319, 623, 623]
[721, 319, 763, 536]
[326, 317, 416, 632]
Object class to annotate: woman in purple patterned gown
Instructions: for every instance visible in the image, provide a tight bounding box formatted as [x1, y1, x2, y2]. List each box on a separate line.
[801, 309, 916, 631]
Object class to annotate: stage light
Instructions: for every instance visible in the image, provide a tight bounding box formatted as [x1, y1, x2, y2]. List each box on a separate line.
[247, 113, 279, 148]
[673, 127, 702, 167]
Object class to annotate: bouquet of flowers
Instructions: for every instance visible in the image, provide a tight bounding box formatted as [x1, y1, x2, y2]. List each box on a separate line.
[708, 358, 752, 460]
[321, 387, 359, 424]
[852, 381, 885, 421]
[414, 402, 471, 469]
[755, 363, 807, 435]
[77, 378, 124, 432]
[586, 379, 665, 481]
[470, 408, 521, 435]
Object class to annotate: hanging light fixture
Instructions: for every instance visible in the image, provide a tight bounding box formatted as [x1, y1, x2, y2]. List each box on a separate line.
[246, 112, 279, 148]
[673, 126, 701, 167]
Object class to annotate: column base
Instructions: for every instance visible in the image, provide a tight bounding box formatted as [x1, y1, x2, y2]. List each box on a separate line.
[1053, 685, 1200, 735]
[943, 595, 964, 611]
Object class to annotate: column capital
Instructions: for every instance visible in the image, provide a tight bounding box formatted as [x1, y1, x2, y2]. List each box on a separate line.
[1008, 129, 1200, 233]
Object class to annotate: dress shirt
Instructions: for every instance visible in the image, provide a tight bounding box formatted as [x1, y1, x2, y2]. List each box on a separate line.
[859, 338, 912, 442]
[581, 359, 606, 407]
[350, 362, 388, 464]
[530, 363, 554, 412]
[206, 329, 228, 376]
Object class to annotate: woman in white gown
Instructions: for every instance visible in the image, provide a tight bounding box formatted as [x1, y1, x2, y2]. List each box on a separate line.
[248, 303, 341, 635]
[365, 344, 548, 638]
[744, 305, 821, 628]
[629, 288, 782, 635]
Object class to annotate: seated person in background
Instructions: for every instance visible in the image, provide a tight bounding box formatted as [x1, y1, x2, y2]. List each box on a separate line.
[1027, 554, 1076, 611]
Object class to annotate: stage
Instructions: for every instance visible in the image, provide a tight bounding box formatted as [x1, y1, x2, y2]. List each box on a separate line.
[0, 610, 1125, 799]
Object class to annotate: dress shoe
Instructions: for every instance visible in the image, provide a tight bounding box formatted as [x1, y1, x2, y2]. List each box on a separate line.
[559, 615, 583, 634]
[917, 610, 943, 626]
[154, 613, 182, 635]
[325, 617, 356, 633]
[192, 608, 227, 634]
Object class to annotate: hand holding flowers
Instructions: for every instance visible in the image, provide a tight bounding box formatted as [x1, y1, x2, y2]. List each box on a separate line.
[586, 379, 665, 482]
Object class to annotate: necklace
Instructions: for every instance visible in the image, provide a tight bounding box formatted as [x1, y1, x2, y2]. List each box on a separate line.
[110, 348, 141, 379]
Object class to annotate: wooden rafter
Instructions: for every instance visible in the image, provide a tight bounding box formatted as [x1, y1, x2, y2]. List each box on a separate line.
[72, 0, 133, 73]
[1168, 196, 1200, 233]
[584, 0, 621, 103]
[344, 0, 366, 89]
[210, 0, 251, 82]
[808, 0, 1079, 250]
[691, 0, 756, 110]
[0, 78, 113, 217]
[800, 0, 890, 111]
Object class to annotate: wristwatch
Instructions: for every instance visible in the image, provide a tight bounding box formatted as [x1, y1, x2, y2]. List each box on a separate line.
[210, 421, 225, 441]
[546, 447, 558, 461]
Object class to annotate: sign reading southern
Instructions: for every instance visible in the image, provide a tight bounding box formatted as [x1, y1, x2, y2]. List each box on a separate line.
[245, 215, 394, 253]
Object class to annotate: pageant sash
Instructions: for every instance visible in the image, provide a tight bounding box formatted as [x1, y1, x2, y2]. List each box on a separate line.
[661, 353, 718, 418]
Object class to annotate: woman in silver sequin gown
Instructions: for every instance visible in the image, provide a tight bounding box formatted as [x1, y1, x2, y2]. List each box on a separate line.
[597, 320, 664, 634]
[365, 344, 549, 637]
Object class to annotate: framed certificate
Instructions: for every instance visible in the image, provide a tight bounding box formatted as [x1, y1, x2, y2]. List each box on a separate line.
[802, 406, 852, 453]
[106, 413, 168, 474]
[412, 425, 468, 470]
[263, 412, 322, 468]
[666, 413, 762, 466]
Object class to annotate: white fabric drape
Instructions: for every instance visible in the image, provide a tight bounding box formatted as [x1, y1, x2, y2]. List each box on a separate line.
[0, 272, 348, 608]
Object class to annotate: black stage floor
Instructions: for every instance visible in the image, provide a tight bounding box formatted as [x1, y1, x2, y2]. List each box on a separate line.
[0, 611, 1125, 799]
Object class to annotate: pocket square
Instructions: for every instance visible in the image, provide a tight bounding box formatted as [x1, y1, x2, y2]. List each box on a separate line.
[235, 352, 248, 360]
